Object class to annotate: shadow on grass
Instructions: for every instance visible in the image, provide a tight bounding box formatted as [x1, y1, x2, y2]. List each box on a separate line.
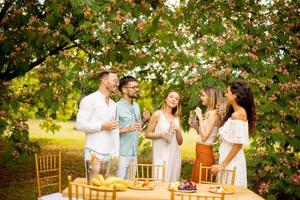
[0, 147, 85, 200]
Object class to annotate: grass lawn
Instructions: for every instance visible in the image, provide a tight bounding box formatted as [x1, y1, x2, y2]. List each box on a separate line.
[0, 120, 196, 200]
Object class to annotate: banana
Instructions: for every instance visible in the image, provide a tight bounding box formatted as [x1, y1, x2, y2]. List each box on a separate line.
[92, 176, 127, 190]
[91, 178, 101, 186]
[100, 180, 108, 187]
[106, 176, 126, 185]
[96, 174, 106, 185]
[113, 183, 127, 191]
[112, 179, 126, 185]
[147, 182, 154, 188]
[134, 184, 143, 188]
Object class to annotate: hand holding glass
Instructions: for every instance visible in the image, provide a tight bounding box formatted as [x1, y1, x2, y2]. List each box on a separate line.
[102, 120, 119, 131]
[217, 98, 227, 116]
[130, 122, 142, 131]
[160, 132, 171, 143]
[165, 123, 178, 143]
[142, 109, 151, 122]
[188, 110, 198, 125]
[194, 107, 202, 117]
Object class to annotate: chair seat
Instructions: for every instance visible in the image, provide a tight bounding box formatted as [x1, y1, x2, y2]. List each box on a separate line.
[38, 192, 69, 200]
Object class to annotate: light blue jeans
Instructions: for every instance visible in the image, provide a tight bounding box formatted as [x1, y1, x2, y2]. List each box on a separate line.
[117, 155, 137, 180]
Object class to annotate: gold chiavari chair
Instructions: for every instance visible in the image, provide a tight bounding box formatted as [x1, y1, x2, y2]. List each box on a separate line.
[35, 152, 67, 200]
[129, 160, 166, 181]
[68, 176, 117, 200]
[199, 163, 236, 185]
[170, 189, 225, 200]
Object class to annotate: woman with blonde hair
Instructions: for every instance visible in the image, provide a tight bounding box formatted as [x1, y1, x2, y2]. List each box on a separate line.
[146, 90, 183, 182]
[189, 86, 222, 183]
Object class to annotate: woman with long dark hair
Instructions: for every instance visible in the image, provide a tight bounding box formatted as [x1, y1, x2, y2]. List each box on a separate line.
[211, 80, 256, 187]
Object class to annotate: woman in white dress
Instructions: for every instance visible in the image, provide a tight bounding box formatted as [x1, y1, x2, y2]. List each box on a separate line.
[146, 91, 183, 182]
[211, 80, 256, 187]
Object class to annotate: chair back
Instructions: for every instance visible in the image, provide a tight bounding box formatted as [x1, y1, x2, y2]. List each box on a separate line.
[35, 152, 62, 197]
[199, 163, 236, 185]
[170, 190, 224, 200]
[68, 176, 117, 200]
[129, 160, 166, 181]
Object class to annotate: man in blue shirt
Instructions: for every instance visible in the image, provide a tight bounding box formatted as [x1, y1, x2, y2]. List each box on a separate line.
[117, 76, 150, 180]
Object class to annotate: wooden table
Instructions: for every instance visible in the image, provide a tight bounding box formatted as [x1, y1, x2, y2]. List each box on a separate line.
[62, 178, 264, 200]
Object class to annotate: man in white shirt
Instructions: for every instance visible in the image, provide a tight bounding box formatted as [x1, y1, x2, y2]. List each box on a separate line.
[76, 70, 120, 165]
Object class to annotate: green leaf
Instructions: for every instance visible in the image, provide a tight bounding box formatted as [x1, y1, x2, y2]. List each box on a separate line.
[65, 25, 74, 35]
[130, 29, 138, 43]
[110, 23, 121, 34]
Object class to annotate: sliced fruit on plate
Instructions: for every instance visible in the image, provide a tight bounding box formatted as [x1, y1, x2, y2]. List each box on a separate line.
[127, 180, 154, 189]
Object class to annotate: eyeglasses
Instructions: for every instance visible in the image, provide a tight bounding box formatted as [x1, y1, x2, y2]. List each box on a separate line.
[125, 86, 139, 89]
[109, 79, 119, 85]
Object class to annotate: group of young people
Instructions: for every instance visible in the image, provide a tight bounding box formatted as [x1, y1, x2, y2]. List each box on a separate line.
[76, 70, 256, 188]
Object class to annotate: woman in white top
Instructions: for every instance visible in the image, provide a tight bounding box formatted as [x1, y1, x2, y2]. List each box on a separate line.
[211, 80, 256, 187]
[189, 87, 221, 183]
[146, 91, 183, 182]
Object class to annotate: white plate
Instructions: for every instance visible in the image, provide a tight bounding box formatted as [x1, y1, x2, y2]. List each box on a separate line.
[170, 189, 197, 193]
[209, 188, 234, 195]
[128, 185, 154, 190]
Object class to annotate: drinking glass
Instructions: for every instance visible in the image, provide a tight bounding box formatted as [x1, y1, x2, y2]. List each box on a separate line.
[189, 110, 198, 125]
[219, 98, 227, 114]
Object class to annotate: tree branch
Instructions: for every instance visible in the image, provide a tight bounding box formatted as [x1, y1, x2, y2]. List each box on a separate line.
[62, 44, 78, 51]
[71, 43, 88, 54]
[0, 0, 15, 25]
[68, 37, 93, 56]
[0, 42, 69, 81]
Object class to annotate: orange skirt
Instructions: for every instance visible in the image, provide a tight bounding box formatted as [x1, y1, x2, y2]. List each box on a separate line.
[191, 143, 215, 183]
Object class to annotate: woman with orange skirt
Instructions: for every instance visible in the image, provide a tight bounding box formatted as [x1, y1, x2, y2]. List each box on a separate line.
[189, 87, 221, 183]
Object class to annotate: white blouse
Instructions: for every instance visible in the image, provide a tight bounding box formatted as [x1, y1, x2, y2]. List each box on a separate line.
[219, 118, 249, 144]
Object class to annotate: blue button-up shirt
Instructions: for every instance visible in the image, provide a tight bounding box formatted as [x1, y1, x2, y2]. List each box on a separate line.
[117, 98, 141, 156]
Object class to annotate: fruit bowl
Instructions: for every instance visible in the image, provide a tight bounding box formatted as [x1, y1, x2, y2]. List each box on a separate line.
[169, 181, 197, 193]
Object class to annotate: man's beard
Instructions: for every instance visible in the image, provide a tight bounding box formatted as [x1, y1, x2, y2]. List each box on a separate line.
[107, 85, 116, 93]
[128, 93, 138, 98]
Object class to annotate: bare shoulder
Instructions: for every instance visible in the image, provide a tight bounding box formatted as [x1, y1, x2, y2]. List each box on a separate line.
[150, 111, 160, 121]
[231, 109, 247, 121]
[147, 111, 160, 130]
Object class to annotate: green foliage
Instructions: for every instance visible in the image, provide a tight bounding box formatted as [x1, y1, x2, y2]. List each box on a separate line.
[0, 0, 299, 199]
[180, 160, 194, 181]
[1, 117, 40, 167]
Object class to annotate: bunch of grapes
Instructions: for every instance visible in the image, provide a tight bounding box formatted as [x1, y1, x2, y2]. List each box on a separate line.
[177, 180, 197, 190]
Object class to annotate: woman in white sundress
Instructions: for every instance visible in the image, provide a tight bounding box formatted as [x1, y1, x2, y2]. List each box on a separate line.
[146, 90, 183, 182]
[211, 80, 256, 187]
